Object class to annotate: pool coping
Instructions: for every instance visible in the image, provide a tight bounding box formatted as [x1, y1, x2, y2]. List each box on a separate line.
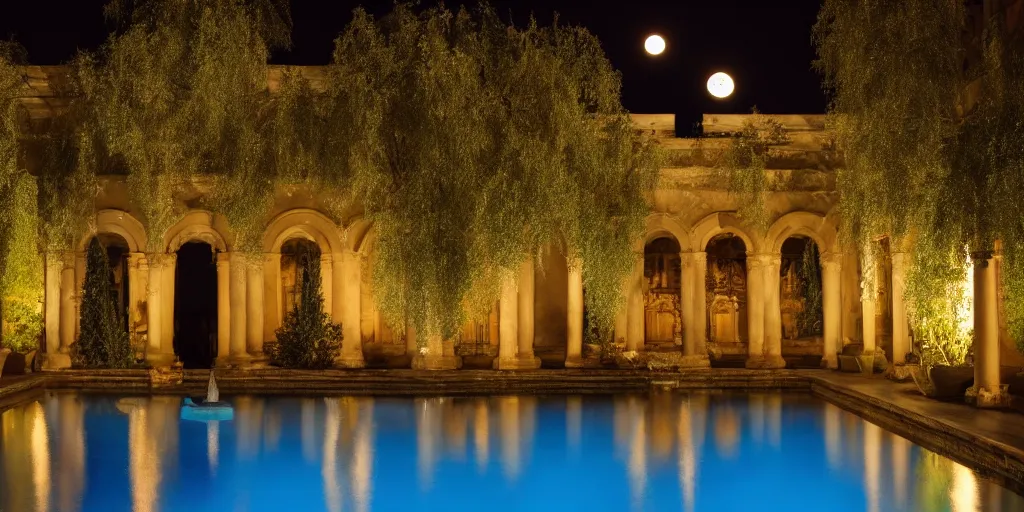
[2, 368, 1023, 494]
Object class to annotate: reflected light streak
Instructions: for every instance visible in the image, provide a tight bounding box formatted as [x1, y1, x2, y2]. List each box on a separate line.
[207, 421, 219, 475]
[499, 397, 521, 481]
[302, 398, 316, 463]
[29, 402, 50, 512]
[749, 394, 765, 446]
[767, 393, 782, 449]
[351, 399, 374, 512]
[322, 399, 341, 512]
[678, 400, 696, 512]
[627, 398, 647, 512]
[951, 462, 980, 512]
[891, 433, 910, 506]
[566, 396, 582, 456]
[57, 394, 85, 512]
[473, 399, 489, 472]
[825, 404, 842, 471]
[417, 398, 442, 490]
[864, 422, 881, 512]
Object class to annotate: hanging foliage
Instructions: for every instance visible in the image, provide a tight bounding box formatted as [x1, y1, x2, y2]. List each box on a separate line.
[712, 110, 790, 230]
[813, 0, 1024, 363]
[323, 4, 659, 341]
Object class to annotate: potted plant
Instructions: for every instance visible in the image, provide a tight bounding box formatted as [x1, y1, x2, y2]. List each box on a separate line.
[1, 297, 43, 378]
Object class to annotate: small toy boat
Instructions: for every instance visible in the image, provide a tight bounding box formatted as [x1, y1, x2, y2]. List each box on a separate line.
[180, 372, 234, 422]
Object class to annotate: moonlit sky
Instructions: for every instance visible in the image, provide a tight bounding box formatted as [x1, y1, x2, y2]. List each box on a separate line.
[1, 0, 826, 132]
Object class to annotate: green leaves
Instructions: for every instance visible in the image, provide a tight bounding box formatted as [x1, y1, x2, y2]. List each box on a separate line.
[74, 237, 133, 368]
[268, 243, 341, 369]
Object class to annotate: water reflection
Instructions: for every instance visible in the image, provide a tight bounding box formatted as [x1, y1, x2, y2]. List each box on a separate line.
[0, 391, 1021, 511]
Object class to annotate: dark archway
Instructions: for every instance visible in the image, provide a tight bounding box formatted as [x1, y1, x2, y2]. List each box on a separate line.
[92, 233, 131, 335]
[174, 241, 217, 368]
[643, 236, 682, 347]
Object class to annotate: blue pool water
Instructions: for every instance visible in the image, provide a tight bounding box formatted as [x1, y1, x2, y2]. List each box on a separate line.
[0, 391, 1021, 512]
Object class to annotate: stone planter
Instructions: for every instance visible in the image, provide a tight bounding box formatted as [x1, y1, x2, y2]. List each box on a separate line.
[0, 348, 8, 379]
[1, 350, 26, 377]
[912, 365, 1023, 400]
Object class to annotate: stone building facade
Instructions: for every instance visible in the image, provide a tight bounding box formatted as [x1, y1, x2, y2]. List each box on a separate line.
[17, 66, 933, 373]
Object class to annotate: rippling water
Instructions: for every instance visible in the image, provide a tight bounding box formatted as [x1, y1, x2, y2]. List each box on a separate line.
[0, 391, 1020, 512]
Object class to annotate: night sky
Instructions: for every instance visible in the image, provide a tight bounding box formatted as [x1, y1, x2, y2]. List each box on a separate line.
[1, 0, 826, 130]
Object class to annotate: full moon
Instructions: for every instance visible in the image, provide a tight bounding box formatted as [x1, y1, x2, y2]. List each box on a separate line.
[644, 35, 666, 56]
[707, 72, 735, 98]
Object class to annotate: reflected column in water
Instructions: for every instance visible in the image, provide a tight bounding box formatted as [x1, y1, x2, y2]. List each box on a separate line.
[302, 398, 316, 463]
[824, 404, 842, 471]
[951, 462, 979, 511]
[650, 392, 675, 460]
[678, 397, 698, 512]
[235, 396, 265, 460]
[323, 398, 342, 512]
[351, 398, 375, 512]
[442, 400, 468, 460]
[766, 393, 782, 449]
[474, 399, 490, 472]
[890, 432, 910, 507]
[416, 398, 443, 490]
[126, 396, 179, 512]
[713, 403, 739, 459]
[566, 396, 582, 457]
[748, 393, 765, 446]
[625, 396, 647, 512]
[56, 394, 85, 512]
[3, 402, 41, 512]
[863, 422, 881, 512]
[498, 396, 521, 481]
[30, 402, 51, 512]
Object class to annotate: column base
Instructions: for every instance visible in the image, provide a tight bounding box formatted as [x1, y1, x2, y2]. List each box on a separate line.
[412, 354, 462, 370]
[966, 384, 1009, 409]
[144, 352, 176, 368]
[564, 355, 585, 368]
[215, 353, 254, 369]
[745, 355, 787, 369]
[493, 354, 542, 370]
[40, 352, 72, 371]
[821, 354, 839, 370]
[856, 350, 888, 374]
[335, 353, 366, 369]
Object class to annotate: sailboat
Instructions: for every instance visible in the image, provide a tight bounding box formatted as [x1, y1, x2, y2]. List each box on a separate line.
[181, 371, 234, 421]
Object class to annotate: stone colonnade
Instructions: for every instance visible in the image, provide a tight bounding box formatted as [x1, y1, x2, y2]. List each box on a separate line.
[42, 207, 1009, 410]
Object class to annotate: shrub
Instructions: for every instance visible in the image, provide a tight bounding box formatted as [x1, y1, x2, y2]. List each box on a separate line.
[73, 237, 133, 368]
[267, 245, 341, 369]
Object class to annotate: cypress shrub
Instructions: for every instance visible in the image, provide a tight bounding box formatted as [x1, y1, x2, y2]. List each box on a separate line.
[267, 244, 341, 369]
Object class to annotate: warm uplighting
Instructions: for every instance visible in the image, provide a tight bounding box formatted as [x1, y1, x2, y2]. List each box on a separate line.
[707, 72, 735, 98]
[645, 35, 666, 55]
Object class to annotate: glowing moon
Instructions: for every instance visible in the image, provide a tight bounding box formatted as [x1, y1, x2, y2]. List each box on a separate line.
[707, 72, 735, 98]
[644, 35, 666, 56]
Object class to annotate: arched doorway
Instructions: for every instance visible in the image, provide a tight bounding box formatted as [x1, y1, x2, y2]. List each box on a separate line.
[780, 236, 824, 366]
[280, 238, 322, 319]
[643, 236, 681, 347]
[705, 234, 748, 350]
[173, 242, 217, 368]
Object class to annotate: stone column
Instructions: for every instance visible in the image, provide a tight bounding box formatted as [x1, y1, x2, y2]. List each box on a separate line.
[745, 253, 766, 368]
[890, 252, 910, 365]
[246, 261, 265, 360]
[42, 253, 71, 369]
[821, 252, 842, 370]
[691, 252, 708, 357]
[761, 254, 786, 368]
[626, 253, 645, 353]
[215, 253, 231, 365]
[614, 307, 627, 345]
[229, 253, 251, 365]
[516, 259, 540, 368]
[263, 253, 282, 343]
[337, 251, 365, 368]
[565, 261, 584, 368]
[861, 296, 877, 373]
[495, 272, 519, 370]
[160, 254, 176, 357]
[320, 254, 334, 321]
[680, 252, 696, 355]
[127, 253, 145, 337]
[74, 252, 85, 340]
[968, 250, 1005, 408]
[145, 254, 175, 366]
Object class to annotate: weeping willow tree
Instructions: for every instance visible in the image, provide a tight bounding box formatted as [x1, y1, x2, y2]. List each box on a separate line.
[813, 0, 1024, 363]
[0, 44, 44, 354]
[712, 110, 790, 230]
[320, 5, 659, 341]
[75, 0, 294, 253]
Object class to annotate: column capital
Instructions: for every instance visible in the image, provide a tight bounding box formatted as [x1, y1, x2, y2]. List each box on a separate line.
[147, 252, 176, 268]
[971, 250, 994, 265]
[820, 251, 843, 268]
[747, 252, 781, 267]
[217, 251, 232, 264]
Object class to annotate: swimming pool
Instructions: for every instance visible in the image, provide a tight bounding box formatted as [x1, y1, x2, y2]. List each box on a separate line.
[0, 391, 1020, 512]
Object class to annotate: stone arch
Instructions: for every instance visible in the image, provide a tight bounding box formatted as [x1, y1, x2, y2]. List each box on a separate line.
[640, 213, 693, 252]
[346, 216, 375, 255]
[691, 212, 759, 253]
[765, 211, 839, 255]
[77, 209, 148, 253]
[262, 208, 344, 256]
[162, 211, 230, 253]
